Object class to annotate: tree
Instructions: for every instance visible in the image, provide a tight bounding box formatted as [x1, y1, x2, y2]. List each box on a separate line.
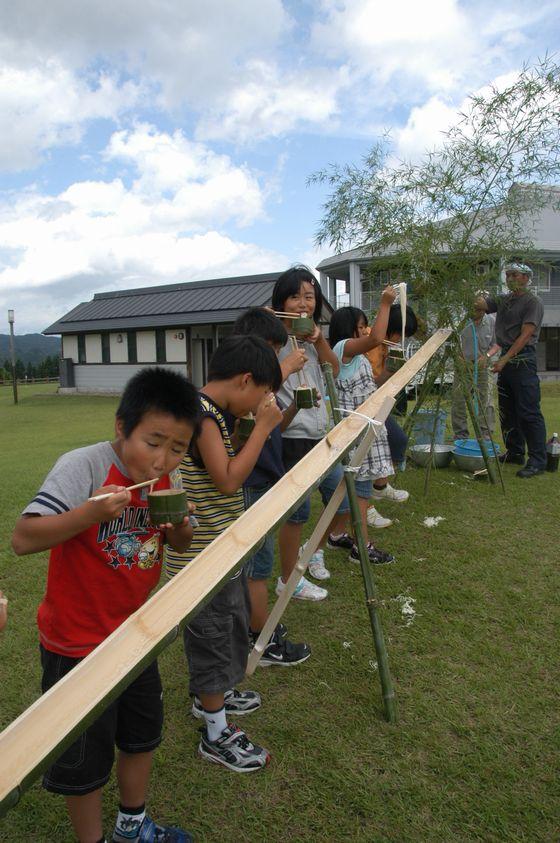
[310, 56, 560, 327]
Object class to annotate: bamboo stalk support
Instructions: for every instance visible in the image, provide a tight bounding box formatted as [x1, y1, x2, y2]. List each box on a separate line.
[450, 342, 500, 487]
[402, 351, 442, 439]
[323, 364, 397, 723]
[451, 340, 505, 493]
[423, 349, 449, 496]
[0, 329, 451, 816]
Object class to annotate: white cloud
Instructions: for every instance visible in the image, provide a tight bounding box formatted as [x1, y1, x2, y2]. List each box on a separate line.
[0, 0, 291, 107]
[0, 125, 285, 331]
[392, 70, 522, 161]
[104, 124, 266, 227]
[197, 60, 347, 142]
[393, 97, 459, 161]
[0, 60, 142, 171]
[0, 1, 296, 168]
[311, 0, 557, 111]
[312, 0, 474, 94]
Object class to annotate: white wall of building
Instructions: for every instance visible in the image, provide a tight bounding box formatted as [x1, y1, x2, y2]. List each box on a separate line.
[166, 329, 187, 362]
[85, 334, 102, 363]
[73, 363, 188, 392]
[137, 330, 156, 362]
[62, 335, 79, 362]
[109, 333, 128, 363]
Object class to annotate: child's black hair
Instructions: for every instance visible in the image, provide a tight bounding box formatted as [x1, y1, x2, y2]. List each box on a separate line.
[328, 306, 368, 349]
[271, 265, 323, 322]
[387, 304, 418, 338]
[116, 367, 200, 437]
[232, 307, 288, 347]
[208, 335, 282, 392]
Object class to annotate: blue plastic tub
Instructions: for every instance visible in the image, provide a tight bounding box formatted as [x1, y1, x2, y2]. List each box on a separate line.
[411, 409, 447, 446]
[453, 439, 501, 456]
[452, 438, 501, 471]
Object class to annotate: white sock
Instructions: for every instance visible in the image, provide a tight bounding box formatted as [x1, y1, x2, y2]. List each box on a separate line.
[113, 804, 146, 841]
[204, 705, 228, 741]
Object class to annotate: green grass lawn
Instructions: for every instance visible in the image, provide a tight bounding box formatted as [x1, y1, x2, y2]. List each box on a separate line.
[1, 382, 559, 842]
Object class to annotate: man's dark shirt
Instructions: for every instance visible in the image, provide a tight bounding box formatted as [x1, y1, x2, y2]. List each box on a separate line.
[485, 291, 543, 348]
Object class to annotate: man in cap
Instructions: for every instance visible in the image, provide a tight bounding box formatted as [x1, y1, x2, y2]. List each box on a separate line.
[475, 263, 547, 478]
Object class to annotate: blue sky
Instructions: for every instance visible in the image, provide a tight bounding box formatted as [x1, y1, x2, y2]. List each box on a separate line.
[1, 0, 559, 332]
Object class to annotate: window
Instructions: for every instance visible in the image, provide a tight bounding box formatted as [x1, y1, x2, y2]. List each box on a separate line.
[156, 328, 166, 363]
[528, 264, 551, 293]
[77, 334, 86, 364]
[544, 327, 560, 370]
[101, 333, 110, 364]
[127, 331, 137, 363]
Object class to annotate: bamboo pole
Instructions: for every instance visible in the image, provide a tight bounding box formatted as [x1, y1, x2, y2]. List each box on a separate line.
[402, 351, 442, 439]
[450, 341, 499, 487]
[450, 339, 505, 493]
[322, 364, 397, 723]
[0, 329, 451, 817]
[423, 349, 449, 497]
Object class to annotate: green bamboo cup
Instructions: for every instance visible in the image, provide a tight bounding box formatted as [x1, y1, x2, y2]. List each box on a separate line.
[238, 413, 256, 440]
[147, 488, 188, 526]
[292, 315, 314, 337]
[295, 386, 315, 409]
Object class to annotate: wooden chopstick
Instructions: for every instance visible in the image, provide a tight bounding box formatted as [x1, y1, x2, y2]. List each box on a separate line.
[88, 478, 159, 502]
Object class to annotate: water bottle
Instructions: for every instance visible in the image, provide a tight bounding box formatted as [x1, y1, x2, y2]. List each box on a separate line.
[546, 433, 560, 472]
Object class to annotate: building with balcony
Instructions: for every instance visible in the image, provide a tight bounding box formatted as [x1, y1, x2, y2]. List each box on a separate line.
[316, 186, 560, 375]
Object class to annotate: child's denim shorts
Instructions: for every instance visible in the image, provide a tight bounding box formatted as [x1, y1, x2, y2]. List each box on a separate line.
[243, 482, 275, 580]
[282, 438, 350, 525]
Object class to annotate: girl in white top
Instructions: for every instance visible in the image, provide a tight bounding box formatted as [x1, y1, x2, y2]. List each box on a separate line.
[329, 289, 410, 548]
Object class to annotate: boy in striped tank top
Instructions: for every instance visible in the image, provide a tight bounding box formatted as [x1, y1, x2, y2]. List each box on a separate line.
[165, 336, 283, 773]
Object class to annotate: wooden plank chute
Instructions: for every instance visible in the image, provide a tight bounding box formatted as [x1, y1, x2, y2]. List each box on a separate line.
[0, 329, 451, 817]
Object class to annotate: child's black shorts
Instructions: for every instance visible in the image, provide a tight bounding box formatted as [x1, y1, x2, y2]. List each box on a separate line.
[183, 570, 250, 696]
[40, 645, 163, 796]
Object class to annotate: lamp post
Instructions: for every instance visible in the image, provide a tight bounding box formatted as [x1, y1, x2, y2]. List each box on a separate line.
[7, 309, 18, 405]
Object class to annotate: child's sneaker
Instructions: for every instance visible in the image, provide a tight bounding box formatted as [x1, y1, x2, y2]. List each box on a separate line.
[275, 622, 288, 639]
[198, 724, 270, 772]
[349, 542, 394, 565]
[371, 484, 409, 502]
[366, 505, 393, 528]
[326, 532, 355, 550]
[117, 813, 193, 842]
[307, 549, 330, 580]
[276, 575, 328, 601]
[259, 627, 311, 667]
[191, 688, 261, 719]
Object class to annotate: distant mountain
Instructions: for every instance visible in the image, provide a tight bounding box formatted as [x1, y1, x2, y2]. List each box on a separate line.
[0, 334, 61, 366]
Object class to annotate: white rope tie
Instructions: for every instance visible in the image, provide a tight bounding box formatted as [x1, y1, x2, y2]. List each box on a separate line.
[332, 406, 383, 436]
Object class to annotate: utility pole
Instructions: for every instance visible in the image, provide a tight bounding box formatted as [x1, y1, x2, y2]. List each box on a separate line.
[7, 309, 18, 405]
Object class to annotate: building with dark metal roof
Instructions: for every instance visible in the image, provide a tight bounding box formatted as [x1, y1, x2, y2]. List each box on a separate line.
[46, 272, 333, 392]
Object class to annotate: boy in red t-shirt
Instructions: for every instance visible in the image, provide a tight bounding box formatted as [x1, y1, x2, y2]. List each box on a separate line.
[12, 367, 200, 843]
